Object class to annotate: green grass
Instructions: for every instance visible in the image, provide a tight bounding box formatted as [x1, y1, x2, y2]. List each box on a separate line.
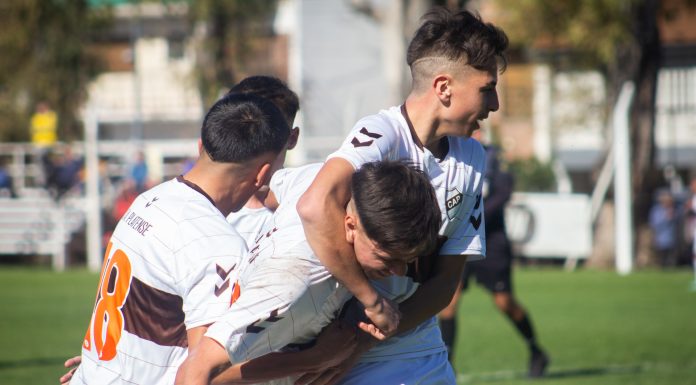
[0, 267, 695, 384]
[452, 268, 696, 384]
[0, 267, 97, 385]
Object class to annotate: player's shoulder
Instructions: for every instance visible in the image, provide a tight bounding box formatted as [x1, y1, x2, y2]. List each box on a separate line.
[352, 106, 405, 139]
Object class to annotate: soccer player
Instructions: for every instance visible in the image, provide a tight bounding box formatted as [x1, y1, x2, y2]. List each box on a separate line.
[68, 92, 291, 385]
[175, 161, 442, 385]
[438, 130, 550, 378]
[296, 8, 508, 384]
[225, 76, 300, 248]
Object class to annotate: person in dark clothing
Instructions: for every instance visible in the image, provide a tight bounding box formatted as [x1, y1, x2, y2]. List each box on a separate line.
[438, 139, 550, 378]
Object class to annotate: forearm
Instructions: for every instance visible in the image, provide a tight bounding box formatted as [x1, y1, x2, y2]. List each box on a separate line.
[396, 255, 468, 333]
[297, 160, 378, 307]
[212, 349, 324, 385]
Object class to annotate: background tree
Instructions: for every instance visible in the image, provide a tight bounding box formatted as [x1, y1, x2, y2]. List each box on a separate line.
[0, 1, 111, 142]
[189, 0, 278, 107]
[493, 0, 685, 253]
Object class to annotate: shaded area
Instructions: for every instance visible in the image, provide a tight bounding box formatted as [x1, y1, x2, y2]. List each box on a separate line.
[0, 357, 66, 370]
[458, 363, 644, 383]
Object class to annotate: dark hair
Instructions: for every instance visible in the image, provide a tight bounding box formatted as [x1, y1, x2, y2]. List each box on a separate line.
[351, 161, 442, 257]
[227, 76, 299, 126]
[201, 93, 290, 163]
[407, 8, 508, 71]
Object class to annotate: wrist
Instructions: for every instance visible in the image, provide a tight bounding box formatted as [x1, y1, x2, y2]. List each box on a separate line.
[351, 282, 380, 309]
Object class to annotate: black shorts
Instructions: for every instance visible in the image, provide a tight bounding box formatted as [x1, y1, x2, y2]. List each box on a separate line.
[462, 232, 513, 293]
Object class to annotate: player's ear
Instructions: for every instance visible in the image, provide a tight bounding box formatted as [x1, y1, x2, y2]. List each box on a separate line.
[344, 201, 358, 244]
[287, 127, 299, 150]
[434, 75, 452, 104]
[197, 139, 203, 155]
[253, 162, 273, 188]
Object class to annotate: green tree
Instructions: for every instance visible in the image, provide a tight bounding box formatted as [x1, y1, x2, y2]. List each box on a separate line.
[494, 0, 673, 228]
[188, 0, 278, 106]
[0, 1, 112, 142]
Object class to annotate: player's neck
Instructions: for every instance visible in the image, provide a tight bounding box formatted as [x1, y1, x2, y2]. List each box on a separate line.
[244, 189, 268, 209]
[184, 161, 256, 216]
[404, 96, 447, 156]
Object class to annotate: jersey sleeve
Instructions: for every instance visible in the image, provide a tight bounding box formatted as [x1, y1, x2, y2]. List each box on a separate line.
[440, 141, 487, 260]
[176, 222, 247, 329]
[205, 255, 337, 363]
[327, 115, 399, 169]
[269, 163, 323, 205]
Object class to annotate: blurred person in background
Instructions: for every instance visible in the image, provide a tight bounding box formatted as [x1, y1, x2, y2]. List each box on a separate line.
[649, 189, 679, 268]
[685, 177, 696, 289]
[130, 151, 150, 193]
[30, 101, 58, 148]
[438, 129, 550, 378]
[44, 146, 84, 201]
[0, 158, 17, 198]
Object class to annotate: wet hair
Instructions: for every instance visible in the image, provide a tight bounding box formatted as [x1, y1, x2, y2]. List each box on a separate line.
[227, 76, 299, 126]
[201, 93, 290, 163]
[351, 161, 442, 258]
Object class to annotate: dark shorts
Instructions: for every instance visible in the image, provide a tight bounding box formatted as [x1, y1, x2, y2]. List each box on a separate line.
[462, 232, 513, 293]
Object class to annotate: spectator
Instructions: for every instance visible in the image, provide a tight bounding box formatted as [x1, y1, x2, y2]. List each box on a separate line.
[30, 101, 58, 148]
[44, 146, 84, 200]
[130, 151, 149, 192]
[0, 159, 17, 198]
[649, 189, 679, 267]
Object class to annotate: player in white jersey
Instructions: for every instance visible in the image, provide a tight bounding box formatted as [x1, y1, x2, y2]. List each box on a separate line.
[175, 161, 443, 385]
[296, 8, 509, 384]
[69, 92, 292, 385]
[224, 76, 300, 248]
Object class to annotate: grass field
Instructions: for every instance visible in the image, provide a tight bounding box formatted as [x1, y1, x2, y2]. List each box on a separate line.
[0, 266, 695, 385]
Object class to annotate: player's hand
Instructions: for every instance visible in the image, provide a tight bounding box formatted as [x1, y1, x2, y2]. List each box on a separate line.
[311, 319, 358, 369]
[361, 294, 400, 340]
[59, 356, 81, 384]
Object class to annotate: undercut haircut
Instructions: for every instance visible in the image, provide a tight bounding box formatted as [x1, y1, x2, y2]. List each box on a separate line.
[227, 76, 299, 126]
[201, 93, 290, 163]
[351, 161, 442, 258]
[407, 8, 508, 90]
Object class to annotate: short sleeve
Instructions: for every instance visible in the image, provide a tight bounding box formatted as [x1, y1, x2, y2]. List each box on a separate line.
[177, 223, 247, 329]
[327, 115, 399, 169]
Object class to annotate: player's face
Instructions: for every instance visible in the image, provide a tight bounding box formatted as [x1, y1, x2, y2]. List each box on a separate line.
[443, 63, 499, 137]
[351, 226, 417, 280]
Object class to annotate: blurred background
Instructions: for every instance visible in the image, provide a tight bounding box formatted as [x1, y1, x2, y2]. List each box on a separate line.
[0, 0, 695, 384]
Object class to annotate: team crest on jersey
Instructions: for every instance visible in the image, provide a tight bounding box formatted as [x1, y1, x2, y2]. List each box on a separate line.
[445, 188, 463, 220]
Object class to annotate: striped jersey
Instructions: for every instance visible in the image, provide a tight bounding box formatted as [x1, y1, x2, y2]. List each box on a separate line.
[71, 177, 243, 385]
[327, 104, 487, 362]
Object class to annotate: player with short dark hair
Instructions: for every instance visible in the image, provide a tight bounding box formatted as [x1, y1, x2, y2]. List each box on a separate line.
[69, 92, 291, 385]
[175, 161, 442, 385]
[296, 7, 508, 384]
[224, 76, 301, 248]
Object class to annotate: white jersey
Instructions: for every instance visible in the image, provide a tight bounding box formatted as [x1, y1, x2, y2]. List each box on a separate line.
[72, 177, 242, 385]
[226, 205, 273, 249]
[206, 164, 350, 370]
[328, 104, 487, 362]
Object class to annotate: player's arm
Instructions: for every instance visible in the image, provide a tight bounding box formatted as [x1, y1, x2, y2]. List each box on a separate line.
[396, 254, 469, 333]
[177, 320, 357, 385]
[297, 158, 399, 340]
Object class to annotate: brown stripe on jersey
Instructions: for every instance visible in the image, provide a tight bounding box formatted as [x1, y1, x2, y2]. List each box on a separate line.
[122, 277, 188, 348]
[176, 175, 216, 208]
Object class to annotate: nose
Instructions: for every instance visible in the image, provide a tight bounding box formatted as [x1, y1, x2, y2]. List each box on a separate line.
[489, 89, 499, 112]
